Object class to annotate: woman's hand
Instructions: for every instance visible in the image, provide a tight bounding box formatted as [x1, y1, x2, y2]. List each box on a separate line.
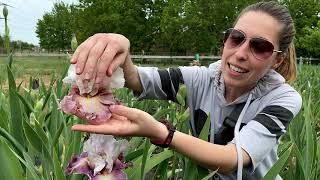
[71, 33, 130, 87]
[71, 105, 169, 141]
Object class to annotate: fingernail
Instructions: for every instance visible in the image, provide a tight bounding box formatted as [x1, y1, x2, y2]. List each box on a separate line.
[107, 69, 113, 76]
[76, 67, 81, 74]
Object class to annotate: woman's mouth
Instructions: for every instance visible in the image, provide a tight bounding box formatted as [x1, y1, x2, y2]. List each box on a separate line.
[228, 63, 249, 73]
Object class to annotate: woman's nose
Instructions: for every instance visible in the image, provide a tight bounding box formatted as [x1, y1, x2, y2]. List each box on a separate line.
[234, 40, 250, 60]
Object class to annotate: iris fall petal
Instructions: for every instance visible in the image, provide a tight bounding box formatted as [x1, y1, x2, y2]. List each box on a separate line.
[60, 88, 120, 124]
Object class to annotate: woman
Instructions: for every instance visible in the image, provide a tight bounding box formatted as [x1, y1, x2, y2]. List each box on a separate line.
[70, 1, 301, 179]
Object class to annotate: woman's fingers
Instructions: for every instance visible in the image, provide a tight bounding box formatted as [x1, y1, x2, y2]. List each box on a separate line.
[72, 124, 113, 134]
[72, 35, 98, 74]
[70, 50, 79, 64]
[82, 40, 109, 80]
[107, 52, 128, 76]
[71, 35, 94, 64]
[110, 105, 141, 120]
[71, 33, 130, 86]
[71, 106, 155, 137]
[111, 113, 128, 121]
[95, 44, 118, 83]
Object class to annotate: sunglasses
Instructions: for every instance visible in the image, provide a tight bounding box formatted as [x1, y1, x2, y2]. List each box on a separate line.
[223, 28, 282, 60]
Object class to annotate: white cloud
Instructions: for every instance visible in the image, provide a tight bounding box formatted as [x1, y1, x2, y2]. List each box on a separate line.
[0, 0, 77, 45]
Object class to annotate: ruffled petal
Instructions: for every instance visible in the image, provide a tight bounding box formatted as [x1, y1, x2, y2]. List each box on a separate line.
[91, 170, 127, 180]
[83, 134, 129, 173]
[65, 152, 93, 178]
[113, 158, 133, 171]
[111, 170, 128, 180]
[60, 95, 78, 114]
[85, 153, 105, 176]
[60, 88, 120, 124]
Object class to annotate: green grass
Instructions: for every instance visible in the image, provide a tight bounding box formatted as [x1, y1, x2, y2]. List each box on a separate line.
[0, 56, 69, 76]
[0, 56, 195, 87]
[0, 56, 69, 88]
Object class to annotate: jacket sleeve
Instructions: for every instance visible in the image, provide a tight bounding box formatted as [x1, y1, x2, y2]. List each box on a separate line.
[135, 64, 218, 101]
[134, 66, 184, 101]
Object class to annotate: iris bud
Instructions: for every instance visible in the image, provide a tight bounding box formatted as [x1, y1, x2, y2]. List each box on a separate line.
[71, 34, 78, 51]
[3, 6, 8, 18]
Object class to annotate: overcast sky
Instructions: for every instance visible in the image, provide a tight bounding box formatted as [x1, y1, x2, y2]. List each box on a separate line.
[0, 0, 77, 45]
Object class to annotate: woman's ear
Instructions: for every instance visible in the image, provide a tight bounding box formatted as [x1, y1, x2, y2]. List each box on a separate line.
[272, 53, 286, 69]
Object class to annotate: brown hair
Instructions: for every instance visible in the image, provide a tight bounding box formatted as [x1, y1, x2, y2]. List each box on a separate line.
[236, 1, 297, 84]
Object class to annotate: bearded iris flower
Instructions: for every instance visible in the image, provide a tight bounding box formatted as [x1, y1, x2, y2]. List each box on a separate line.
[60, 87, 121, 124]
[61, 90, 131, 179]
[65, 134, 130, 180]
[60, 66, 125, 125]
[61, 66, 130, 179]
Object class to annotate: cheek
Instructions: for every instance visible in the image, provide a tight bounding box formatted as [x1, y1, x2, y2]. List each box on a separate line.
[221, 47, 234, 67]
[221, 46, 232, 60]
[251, 61, 273, 79]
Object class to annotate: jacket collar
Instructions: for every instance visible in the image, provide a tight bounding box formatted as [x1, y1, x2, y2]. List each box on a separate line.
[208, 60, 285, 104]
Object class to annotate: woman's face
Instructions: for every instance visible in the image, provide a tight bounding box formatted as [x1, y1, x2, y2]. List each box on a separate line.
[221, 11, 283, 91]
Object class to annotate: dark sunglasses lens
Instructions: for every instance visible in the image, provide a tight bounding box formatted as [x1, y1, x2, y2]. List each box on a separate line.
[250, 38, 274, 59]
[224, 29, 245, 48]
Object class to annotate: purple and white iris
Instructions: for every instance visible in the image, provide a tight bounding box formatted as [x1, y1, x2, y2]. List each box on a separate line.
[65, 134, 130, 180]
[61, 66, 130, 179]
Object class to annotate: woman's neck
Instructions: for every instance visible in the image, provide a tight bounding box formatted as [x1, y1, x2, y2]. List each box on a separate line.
[224, 84, 255, 103]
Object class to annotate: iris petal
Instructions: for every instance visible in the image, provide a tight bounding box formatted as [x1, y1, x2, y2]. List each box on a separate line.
[60, 88, 120, 124]
[60, 95, 78, 114]
[91, 170, 128, 180]
[83, 134, 129, 174]
[91, 170, 127, 180]
[65, 152, 93, 178]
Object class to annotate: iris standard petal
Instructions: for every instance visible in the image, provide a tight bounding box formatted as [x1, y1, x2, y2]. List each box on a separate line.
[83, 134, 129, 173]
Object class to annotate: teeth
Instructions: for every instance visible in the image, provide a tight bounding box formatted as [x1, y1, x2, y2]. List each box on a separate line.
[229, 64, 246, 73]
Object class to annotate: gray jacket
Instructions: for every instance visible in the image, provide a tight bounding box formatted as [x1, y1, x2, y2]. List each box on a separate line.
[135, 60, 302, 179]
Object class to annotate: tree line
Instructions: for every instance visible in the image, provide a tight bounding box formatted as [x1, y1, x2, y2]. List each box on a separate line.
[0, 35, 35, 53]
[35, 0, 320, 57]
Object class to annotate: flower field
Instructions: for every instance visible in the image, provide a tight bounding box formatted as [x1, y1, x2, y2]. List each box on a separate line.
[0, 2, 319, 179]
[0, 54, 319, 180]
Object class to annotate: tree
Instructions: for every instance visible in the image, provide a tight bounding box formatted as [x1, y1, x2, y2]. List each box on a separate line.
[36, 0, 319, 57]
[10, 40, 35, 51]
[159, 0, 257, 54]
[36, 2, 73, 51]
[299, 21, 320, 57]
[72, 0, 150, 52]
[281, 0, 320, 57]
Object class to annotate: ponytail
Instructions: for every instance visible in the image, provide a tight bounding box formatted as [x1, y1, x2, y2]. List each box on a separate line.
[275, 43, 297, 84]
